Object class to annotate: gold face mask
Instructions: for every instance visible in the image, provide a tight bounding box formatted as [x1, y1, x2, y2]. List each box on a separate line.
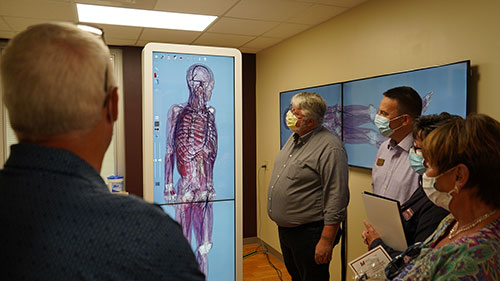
[286, 110, 300, 133]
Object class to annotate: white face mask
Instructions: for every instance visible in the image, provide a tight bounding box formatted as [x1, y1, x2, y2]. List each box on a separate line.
[422, 167, 459, 211]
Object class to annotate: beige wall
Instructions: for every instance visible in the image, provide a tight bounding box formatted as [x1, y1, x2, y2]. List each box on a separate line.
[255, 0, 500, 280]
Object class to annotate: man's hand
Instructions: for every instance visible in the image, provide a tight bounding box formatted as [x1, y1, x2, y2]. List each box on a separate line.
[361, 221, 380, 246]
[314, 236, 334, 264]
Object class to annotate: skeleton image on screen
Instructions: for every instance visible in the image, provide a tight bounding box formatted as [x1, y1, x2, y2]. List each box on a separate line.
[282, 91, 433, 148]
[325, 103, 387, 147]
[282, 102, 385, 146]
[341, 90, 433, 147]
[164, 64, 217, 275]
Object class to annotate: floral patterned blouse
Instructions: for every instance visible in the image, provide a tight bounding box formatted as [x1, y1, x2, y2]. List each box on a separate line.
[392, 214, 500, 280]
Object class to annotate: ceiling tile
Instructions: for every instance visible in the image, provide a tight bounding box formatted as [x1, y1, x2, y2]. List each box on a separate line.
[154, 0, 239, 16]
[242, 36, 282, 49]
[207, 17, 279, 36]
[106, 37, 138, 46]
[286, 4, 346, 25]
[194, 32, 254, 48]
[0, 0, 370, 47]
[101, 24, 143, 40]
[75, 0, 157, 10]
[0, 0, 76, 21]
[135, 40, 148, 46]
[238, 46, 260, 54]
[0, 30, 15, 39]
[139, 28, 201, 44]
[0, 17, 12, 31]
[226, 0, 312, 22]
[2, 17, 54, 32]
[262, 22, 311, 39]
[295, 0, 369, 8]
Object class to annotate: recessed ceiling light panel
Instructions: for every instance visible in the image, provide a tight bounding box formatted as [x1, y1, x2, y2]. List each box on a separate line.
[76, 3, 217, 32]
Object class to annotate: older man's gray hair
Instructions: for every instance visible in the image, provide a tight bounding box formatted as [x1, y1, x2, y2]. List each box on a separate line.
[1, 22, 115, 141]
[291, 92, 327, 125]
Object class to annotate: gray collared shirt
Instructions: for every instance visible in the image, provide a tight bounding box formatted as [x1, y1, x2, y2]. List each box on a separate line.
[267, 126, 349, 227]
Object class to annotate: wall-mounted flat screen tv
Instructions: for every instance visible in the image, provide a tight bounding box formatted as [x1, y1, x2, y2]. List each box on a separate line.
[279, 60, 469, 169]
[343, 60, 469, 168]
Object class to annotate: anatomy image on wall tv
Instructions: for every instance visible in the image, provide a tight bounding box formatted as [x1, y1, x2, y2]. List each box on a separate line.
[280, 61, 469, 169]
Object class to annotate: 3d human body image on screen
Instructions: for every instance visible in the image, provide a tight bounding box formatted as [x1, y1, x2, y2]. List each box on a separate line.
[143, 44, 241, 281]
[341, 90, 433, 148]
[163, 64, 217, 274]
[333, 103, 382, 146]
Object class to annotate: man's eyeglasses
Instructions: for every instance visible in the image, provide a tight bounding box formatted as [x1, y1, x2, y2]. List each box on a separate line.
[290, 108, 306, 120]
[385, 242, 423, 279]
[77, 24, 105, 42]
[77, 24, 109, 102]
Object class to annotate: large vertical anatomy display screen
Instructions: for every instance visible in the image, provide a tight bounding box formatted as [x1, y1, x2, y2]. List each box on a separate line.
[151, 51, 235, 280]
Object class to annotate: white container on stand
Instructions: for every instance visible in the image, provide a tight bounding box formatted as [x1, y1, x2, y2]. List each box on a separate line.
[107, 175, 126, 194]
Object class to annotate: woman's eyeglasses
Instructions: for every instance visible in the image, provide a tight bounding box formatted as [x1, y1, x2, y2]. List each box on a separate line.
[410, 144, 422, 153]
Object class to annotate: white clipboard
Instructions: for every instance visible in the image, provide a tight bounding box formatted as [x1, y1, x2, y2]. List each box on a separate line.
[362, 191, 408, 252]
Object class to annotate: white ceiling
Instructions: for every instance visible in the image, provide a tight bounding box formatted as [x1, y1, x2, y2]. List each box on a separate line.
[0, 0, 369, 53]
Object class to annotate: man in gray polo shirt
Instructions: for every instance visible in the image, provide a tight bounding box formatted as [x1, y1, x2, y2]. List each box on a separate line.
[267, 92, 349, 281]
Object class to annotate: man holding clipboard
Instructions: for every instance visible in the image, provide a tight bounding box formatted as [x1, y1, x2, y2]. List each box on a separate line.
[362, 113, 455, 257]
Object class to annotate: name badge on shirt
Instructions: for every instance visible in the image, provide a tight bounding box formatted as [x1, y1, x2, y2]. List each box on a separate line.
[376, 158, 385, 166]
[402, 208, 414, 221]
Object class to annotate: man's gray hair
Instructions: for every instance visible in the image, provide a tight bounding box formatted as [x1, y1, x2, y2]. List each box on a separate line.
[291, 92, 327, 124]
[1, 22, 115, 141]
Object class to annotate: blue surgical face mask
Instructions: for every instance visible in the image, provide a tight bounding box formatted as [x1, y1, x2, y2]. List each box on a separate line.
[374, 114, 404, 137]
[409, 149, 426, 175]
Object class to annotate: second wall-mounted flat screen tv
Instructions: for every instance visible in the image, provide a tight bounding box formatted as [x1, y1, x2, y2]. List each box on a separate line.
[343, 60, 469, 168]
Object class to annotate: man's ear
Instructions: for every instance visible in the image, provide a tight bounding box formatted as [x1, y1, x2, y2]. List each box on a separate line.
[106, 87, 119, 122]
[402, 114, 412, 126]
[306, 116, 316, 128]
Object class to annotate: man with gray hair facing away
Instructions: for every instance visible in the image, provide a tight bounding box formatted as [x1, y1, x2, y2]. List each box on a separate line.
[0, 22, 204, 281]
[268, 92, 349, 281]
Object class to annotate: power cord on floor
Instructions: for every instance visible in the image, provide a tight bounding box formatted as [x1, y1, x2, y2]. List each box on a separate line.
[243, 243, 284, 281]
[259, 243, 284, 281]
[245, 165, 283, 281]
[242, 245, 265, 258]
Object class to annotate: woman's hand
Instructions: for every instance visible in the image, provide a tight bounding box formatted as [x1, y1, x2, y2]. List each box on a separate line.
[361, 221, 380, 246]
